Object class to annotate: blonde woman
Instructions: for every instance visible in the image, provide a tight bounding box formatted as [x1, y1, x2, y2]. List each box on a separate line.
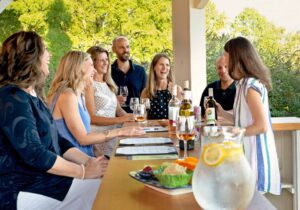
[48, 51, 144, 157]
[85, 46, 133, 156]
[141, 53, 182, 119]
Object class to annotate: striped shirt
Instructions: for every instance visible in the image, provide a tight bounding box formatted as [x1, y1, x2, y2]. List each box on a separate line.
[234, 77, 281, 195]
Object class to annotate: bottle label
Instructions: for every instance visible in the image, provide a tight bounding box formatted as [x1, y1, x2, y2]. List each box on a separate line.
[169, 107, 179, 122]
[206, 107, 216, 125]
[178, 116, 195, 132]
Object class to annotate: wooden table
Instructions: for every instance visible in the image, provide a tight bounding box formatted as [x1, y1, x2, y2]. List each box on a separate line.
[92, 120, 276, 210]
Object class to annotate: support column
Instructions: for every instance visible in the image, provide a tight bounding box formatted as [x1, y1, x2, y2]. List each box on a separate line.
[172, 0, 207, 105]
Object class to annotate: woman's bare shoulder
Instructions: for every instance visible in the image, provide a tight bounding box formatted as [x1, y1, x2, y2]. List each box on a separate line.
[58, 89, 77, 105]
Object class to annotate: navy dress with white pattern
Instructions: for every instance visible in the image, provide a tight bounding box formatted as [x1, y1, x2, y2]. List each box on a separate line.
[147, 87, 172, 120]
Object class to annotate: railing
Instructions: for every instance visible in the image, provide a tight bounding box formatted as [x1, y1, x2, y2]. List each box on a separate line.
[268, 117, 300, 210]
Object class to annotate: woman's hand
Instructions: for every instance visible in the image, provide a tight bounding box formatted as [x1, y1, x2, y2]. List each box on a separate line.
[119, 113, 134, 122]
[215, 102, 234, 126]
[84, 156, 109, 179]
[215, 102, 224, 116]
[118, 126, 145, 137]
[117, 95, 127, 106]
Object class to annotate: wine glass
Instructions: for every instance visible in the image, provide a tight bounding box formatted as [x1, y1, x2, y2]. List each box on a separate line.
[129, 97, 139, 111]
[141, 98, 150, 121]
[194, 106, 202, 142]
[118, 86, 128, 107]
[176, 115, 195, 159]
[141, 98, 150, 111]
[133, 103, 146, 122]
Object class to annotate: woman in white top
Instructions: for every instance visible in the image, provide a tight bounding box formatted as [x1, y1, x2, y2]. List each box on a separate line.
[218, 37, 281, 195]
[85, 46, 133, 156]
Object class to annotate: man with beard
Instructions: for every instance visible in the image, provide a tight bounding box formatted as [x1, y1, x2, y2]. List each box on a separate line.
[111, 36, 147, 113]
[199, 54, 236, 116]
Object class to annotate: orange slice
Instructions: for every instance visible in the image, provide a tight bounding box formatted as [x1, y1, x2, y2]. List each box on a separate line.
[175, 157, 199, 170]
[184, 157, 198, 163]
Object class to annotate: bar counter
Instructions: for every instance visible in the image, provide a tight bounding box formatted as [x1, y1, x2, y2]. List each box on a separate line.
[91, 118, 300, 210]
[268, 117, 300, 210]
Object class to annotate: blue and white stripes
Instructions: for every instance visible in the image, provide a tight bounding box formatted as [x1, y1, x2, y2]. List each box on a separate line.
[234, 77, 281, 195]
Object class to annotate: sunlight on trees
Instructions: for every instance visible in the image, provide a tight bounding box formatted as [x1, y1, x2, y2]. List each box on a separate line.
[0, 0, 299, 116]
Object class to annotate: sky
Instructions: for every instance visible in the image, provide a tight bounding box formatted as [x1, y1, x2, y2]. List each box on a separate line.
[211, 0, 300, 32]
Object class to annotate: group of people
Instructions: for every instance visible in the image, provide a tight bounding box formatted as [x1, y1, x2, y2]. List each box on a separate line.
[0, 30, 280, 209]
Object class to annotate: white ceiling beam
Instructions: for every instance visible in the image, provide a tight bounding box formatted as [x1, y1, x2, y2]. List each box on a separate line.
[191, 0, 209, 9]
[0, 0, 13, 14]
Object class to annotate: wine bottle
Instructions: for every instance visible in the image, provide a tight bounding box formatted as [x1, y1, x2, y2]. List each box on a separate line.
[183, 80, 192, 104]
[205, 88, 217, 126]
[178, 80, 195, 150]
[168, 85, 181, 134]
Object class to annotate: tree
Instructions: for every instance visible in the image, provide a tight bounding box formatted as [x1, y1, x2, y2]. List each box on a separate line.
[0, 0, 173, 91]
[1, 1, 299, 116]
[205, 2, 230, 83]
[230, 8, 300, 117]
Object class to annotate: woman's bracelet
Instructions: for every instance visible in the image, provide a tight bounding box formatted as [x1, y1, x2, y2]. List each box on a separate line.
[104, 130, 111, 142]
[80, 164, 85, 180]
[84, 157, 91, 166]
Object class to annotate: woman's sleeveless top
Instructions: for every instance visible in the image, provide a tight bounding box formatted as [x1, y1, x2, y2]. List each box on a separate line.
[93, 81, 117, 117]
[234, 77, 280, 195]
[49, 92, 94, 157]
[91, 81, 119, 156]
[147, 84, 172, 120]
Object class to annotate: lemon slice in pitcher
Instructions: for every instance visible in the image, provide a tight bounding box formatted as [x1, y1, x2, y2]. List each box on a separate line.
[201, 143, 225, 167]
[223, 142, 243, 161]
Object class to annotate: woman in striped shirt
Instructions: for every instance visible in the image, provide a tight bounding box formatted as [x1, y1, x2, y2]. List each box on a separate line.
[219, 37, 281, 195]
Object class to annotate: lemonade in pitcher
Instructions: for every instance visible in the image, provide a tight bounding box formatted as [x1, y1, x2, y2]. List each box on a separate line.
[192, 126, 255, 210]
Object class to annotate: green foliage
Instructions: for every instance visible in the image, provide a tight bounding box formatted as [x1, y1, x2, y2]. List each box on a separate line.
[205, 2, 230, 83]
[228, 7, 300, 117]
[0, 0, 172, 91]
[0, 0, 299, 117]
[204, 5, 300, 117]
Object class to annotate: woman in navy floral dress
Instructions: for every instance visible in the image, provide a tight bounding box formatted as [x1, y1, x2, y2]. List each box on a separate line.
[141, 53, 182, 119]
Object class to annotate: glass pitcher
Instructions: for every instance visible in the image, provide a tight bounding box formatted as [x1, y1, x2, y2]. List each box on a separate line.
[192, 126, 255, 210]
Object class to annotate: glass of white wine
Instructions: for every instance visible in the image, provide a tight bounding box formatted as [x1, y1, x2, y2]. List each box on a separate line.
[176, 116, 195, 159]
[133, 103, 146, 123]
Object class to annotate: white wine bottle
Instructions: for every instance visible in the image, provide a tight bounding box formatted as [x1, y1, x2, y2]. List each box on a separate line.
[168, 85, 180, 134]
[205, 88, 217, 126]
[177, 80, 195, 151]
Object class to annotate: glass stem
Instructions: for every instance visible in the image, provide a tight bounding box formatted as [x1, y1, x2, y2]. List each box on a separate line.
[183, 140, 188, 159]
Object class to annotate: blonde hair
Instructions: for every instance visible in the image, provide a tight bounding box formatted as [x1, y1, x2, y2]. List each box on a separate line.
[87, 46, 117, 93]
[144, 53, 174, 99]
[48, 51, 91, 98]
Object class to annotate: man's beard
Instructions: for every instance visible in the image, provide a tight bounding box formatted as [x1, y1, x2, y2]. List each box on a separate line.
[118, 53, 130, 62]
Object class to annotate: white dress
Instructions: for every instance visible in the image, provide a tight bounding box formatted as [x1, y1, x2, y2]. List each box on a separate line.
[91, 81, 121, 156]
[234, 77, 281, 195]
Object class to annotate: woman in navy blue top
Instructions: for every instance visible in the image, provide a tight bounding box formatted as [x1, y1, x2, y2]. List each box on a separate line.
[141, 53, 183, 119]
[0, 31, 108, 210]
